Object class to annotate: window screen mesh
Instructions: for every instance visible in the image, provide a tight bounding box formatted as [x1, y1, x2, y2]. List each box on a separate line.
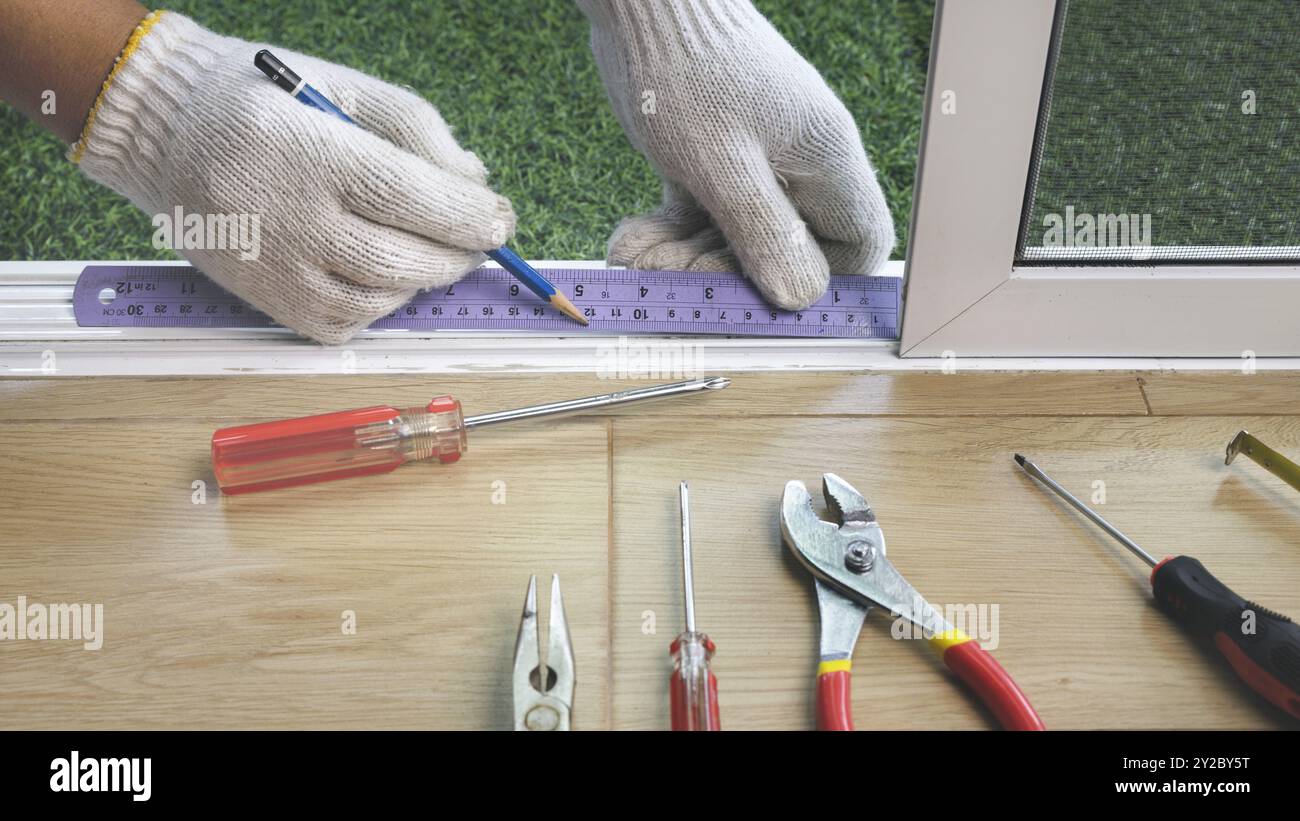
[1018, 0, 1300, 263]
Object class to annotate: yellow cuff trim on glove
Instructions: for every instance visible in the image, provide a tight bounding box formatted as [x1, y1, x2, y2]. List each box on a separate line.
[70, 9, 167, 164]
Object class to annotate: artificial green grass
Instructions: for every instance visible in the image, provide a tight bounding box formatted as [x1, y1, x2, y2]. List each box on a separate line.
[0, 0, 933, 261]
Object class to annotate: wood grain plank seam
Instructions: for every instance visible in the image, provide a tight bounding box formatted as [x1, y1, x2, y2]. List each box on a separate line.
[1136, 377, 1154, 416]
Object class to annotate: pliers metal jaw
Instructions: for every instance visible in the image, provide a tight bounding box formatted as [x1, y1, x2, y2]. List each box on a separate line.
[782, 474, 953, 637]
[513, 574, 574, 731]
[781, 473, 1045, 731]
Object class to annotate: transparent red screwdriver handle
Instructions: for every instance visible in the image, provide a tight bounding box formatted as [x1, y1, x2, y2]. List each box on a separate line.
[211, 396, 467, 494]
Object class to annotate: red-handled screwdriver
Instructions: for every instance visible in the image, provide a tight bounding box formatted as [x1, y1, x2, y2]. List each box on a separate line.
[1016, 454, 1300, 720]
[670, 482, 721, 730]
[211, 377, 730, 494]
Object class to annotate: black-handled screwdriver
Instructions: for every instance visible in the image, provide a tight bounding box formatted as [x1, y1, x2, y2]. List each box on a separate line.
[1016, 454, 1300, 720]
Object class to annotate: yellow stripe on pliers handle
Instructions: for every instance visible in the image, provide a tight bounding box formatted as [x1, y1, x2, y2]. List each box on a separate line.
[818, 632, 971, 673]
[928, 629, 973, 655]
[817, 659, 852, 676]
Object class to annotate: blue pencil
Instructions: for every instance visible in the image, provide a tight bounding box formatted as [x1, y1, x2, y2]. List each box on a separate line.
[253, 50, 588, 326]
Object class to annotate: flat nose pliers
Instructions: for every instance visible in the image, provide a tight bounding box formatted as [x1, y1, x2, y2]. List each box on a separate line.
[513, 574, 575, 731]
[781, 473, 1045, 731]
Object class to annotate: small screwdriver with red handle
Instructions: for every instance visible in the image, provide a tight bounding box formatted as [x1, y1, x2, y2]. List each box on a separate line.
[670, 481, 721, 730]
[1016, 454, 1300, 720]
[211, 377, 729, 494]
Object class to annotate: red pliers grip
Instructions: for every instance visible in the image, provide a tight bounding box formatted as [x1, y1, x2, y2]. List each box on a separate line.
[816, 660, 855, 730]
[813, 616, 1044, 731]
[933, 632, 1045, 731]
[816, 641, 1044, 731]
[783, 474, 1046, 731]
[811, 578, 868, 730]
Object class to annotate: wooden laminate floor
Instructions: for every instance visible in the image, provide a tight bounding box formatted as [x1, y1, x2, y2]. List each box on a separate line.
[1, 372, 1297, 729]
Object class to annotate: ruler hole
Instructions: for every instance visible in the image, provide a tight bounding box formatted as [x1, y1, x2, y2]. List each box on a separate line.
[97, 288, 117, 305]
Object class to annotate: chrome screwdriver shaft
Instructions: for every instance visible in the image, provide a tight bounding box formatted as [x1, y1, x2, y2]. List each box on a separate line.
[680, 481, 696, 633]
[463, 377, 731, 429]
[669, 479, 720, 730]
[1014, 454, 1158, 567]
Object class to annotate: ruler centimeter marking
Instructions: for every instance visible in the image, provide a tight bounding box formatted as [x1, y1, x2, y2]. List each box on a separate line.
[72, 265, 901, 338]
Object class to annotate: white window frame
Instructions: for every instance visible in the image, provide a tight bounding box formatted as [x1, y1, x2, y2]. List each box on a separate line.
[899, 0, 1300, 357]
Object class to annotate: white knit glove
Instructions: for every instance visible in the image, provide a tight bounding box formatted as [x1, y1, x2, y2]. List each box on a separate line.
[577, 0, 894, 309]
[75, 12, 514, 344]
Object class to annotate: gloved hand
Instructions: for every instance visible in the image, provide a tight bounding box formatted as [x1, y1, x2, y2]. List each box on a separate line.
[577, 0, 895, 310]
[74, 12, 513, 344]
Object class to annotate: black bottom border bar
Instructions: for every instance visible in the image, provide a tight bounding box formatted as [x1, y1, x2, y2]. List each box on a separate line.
[7, 729, 1290, 807]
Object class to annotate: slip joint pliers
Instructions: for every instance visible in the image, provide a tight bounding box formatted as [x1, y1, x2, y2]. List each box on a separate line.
[781, 473, 1045, 731]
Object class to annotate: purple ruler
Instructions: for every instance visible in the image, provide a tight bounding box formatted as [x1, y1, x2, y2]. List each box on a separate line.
[72, 265, 900, 338]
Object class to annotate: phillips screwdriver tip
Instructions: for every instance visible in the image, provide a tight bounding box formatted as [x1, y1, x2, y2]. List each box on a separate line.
[1014, 453, 1027, 467]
